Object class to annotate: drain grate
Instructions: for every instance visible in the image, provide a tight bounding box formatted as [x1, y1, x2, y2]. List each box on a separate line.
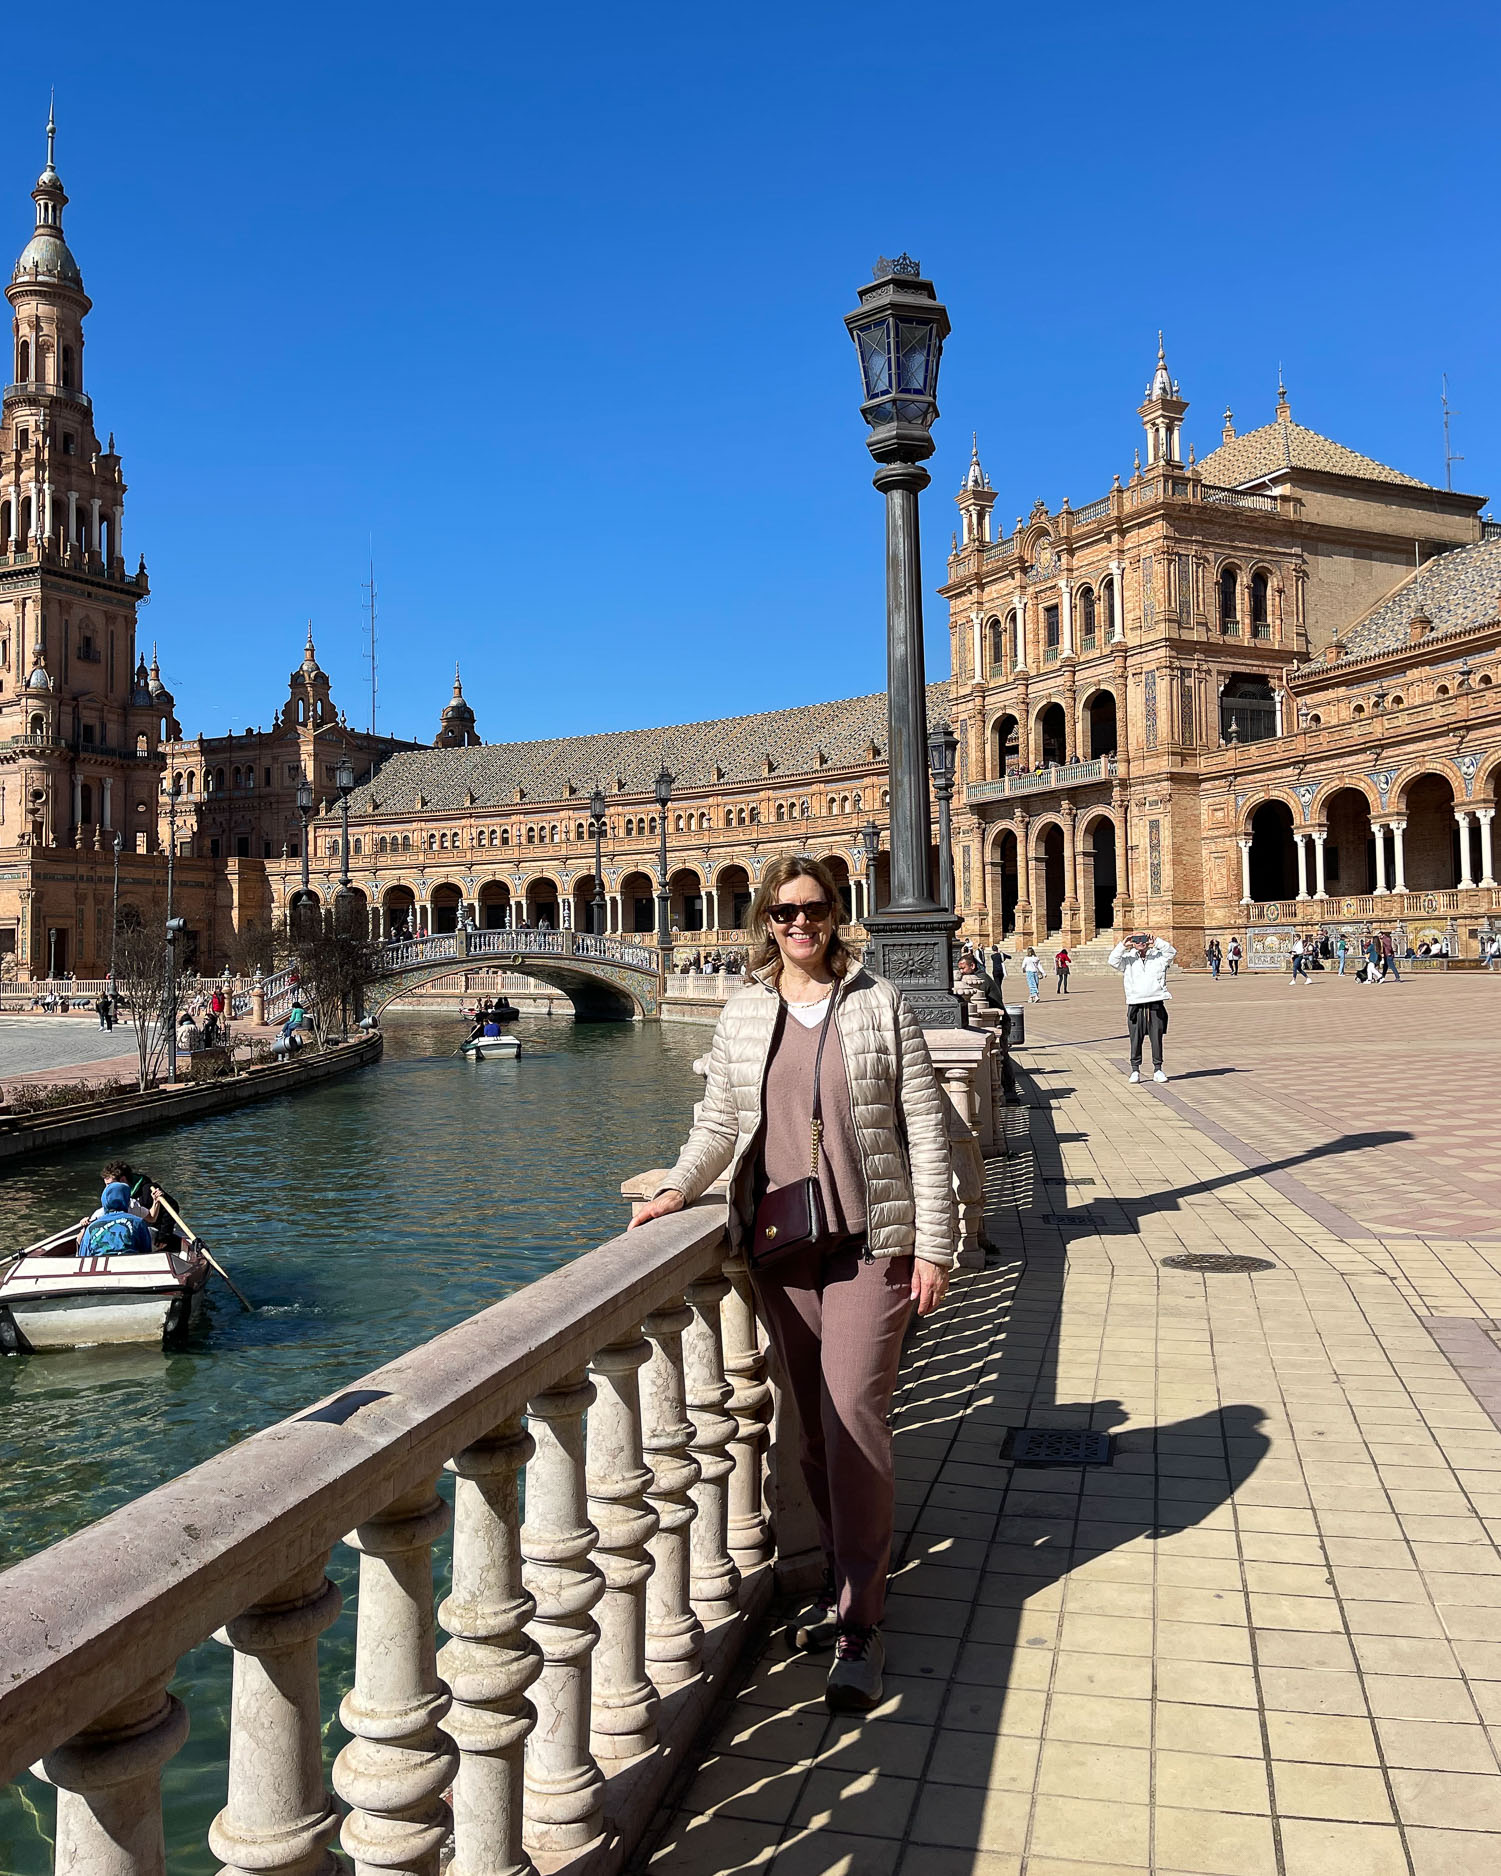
[1045, 1176, 1096, 1186]
[1161, 1252, 1276, 1274]
[1003, 1427, 1113, 1468]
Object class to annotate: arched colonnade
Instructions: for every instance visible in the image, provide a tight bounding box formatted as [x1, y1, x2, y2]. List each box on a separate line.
[985, 806, 1124, 944]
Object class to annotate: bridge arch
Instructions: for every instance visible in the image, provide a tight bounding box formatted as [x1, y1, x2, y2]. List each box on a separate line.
[364, 931, 659, 1024]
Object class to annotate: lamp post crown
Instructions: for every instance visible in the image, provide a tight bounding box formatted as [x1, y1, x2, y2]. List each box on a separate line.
[927, 718, 959, 791]
[296, 776, 313, 812]
[654, 765, 674, 808]
[860, 818, 880, 863]
[336, 757, 355, 793]
[589, 785, 606, 821]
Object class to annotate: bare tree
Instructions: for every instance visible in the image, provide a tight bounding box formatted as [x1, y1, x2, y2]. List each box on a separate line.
[112, 900, 173, 1091]
[222, 920, 280, 980]
[286, 902, 380, 1045]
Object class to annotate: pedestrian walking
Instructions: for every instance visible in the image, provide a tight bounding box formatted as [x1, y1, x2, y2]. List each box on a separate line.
[1226, 938, 1242, 977]
[1054, 946, 1071, 994]
[95, 992, 111, 1030]
[1381, 932, 1402, 983]
[1336, 934, 1349, 976]
[1290, 936, 1310, 985]
[1364, 935, 1383, 983]
[629, 853, 954, 1713]
[1022, 947, 1043, 1002]
[1206, 939, 1222, 981]
[1109, 932, 1176, 1083]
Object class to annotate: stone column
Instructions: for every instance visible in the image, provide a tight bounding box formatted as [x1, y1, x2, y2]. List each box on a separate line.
[438, 1418, 542, 1876]
[209, 1561, 343, 1876]
[113, 503, 124, 563]
[1312, 830, 1328, 900]
[1013, 811, 1033, 934]
[1109, 559, 1125, 640]
[640, 1298, 703, 1686]
[719, 1249, 773, 1574]
[1373, 823, 1389, 896]
[1237, 836, 1253, 905]
[521, 1373, 604, 1854]
[72, 771, 82, 830]
[102, 776, 112, 831]
[38, 1680, 190, 1876]
[1476, 807, 1496, 888]
[1293, 832, 1309, 900]
[970, 612, 984, 684]
[1014, 583, 1028, 672]
[67, 488, 77, 549]
[1455, 810, 1476, 889]
[1061, 803, 1078, 930]
[586, 1333, 659, 1762]
[1390, 818, 1408, 894]
[1060, 578, 1074, 657]
[682, 1270, 741, 1623]
[90, 494, 100, 553]
[334, 1483, 458, 1876]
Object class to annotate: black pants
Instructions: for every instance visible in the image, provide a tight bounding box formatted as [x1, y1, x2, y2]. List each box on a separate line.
[1127, 1000, 1168, 1071]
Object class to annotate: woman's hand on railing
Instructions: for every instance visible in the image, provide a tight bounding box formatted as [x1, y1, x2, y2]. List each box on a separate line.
[911, 1260, 950, 1317]
[628, 1189, 686, 1230]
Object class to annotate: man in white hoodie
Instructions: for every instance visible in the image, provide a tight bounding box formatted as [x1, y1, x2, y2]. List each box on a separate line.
[1108, 932, 1176, 1084]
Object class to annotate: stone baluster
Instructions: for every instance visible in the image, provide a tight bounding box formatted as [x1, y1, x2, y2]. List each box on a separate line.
[437, 1419, 542, 1876]
[682, 1270, 741, 1622]
[209, 1560, 343, 1876]
[521, 1373, 604, 1854]
[587, 1333, 660, 1761]
[37, 1679, 190, 1876]
[333, 1483, 458, 1876]
[640, 1299, 704, 1684]
[719, 1249, 773, 1574]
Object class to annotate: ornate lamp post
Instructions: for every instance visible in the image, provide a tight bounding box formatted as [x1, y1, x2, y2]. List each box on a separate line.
[845, 254, 963, 1024]
[164, 781, 183, 1081]
[654, 764, 674, 963]
[927, 719, 959, 913]
[860, 818, 881, 921]
[110, 830, 122, 985]
[334, 756, 356, 933]
[589, 785, 607, 935]
[290, 774, 316, 938]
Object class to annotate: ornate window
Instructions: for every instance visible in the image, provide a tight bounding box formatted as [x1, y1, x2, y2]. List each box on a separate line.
[1079, 586, 1097, 647]
[1219, 565, 1241, 635]
[1250, 570, 1271, 639]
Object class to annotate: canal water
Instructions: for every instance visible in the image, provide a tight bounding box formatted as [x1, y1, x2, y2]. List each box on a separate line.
[0, 1010, 707, 1873]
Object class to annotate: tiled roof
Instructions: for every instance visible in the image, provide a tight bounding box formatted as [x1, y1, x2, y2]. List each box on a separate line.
[346, 683, 949, 814]
[1321, 536, 1501, 668]
[1196, 416, 1432, 490]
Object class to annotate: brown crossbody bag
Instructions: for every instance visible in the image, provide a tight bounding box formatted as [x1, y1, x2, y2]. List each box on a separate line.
[748, 991, 839, 1273]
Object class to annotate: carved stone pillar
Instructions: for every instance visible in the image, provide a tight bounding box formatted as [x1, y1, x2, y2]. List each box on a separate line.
[521, 1373, 605, 1853]
[682, 1270, 740, 1623]
[586, 1334, 660, 1761]
[438, 1419, 542, 1876]
[640, 1299, 703, 1685]
[1389, 818, 1408, 895]
[1476, 807, 1496, 889]
[1312, 830, 1328, 900]
[1060, 802, 1078, 933]
[38, 1680, 190, 1876]
[1373, 823, 1389, 896]
[1455, 810, 1477, 889]
[719, 1248, 773, 1574]
[334, 1483, 458, 1876]
[1293, 832, 1310, 901]
[210, 1561, 343, 1876]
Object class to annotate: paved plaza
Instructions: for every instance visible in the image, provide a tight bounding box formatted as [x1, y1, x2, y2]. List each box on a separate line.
[0, 1014, 142, 1085]
[639, 970, 1501, 1876]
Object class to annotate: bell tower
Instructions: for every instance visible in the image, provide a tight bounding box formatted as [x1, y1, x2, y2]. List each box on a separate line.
[955, 434, 997, 546]
[0, 107, 163, 874]
[1138, 332, 1188, 468]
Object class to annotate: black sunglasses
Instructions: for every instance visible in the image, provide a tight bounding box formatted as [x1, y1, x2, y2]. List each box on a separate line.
[767, 900, 835, 925]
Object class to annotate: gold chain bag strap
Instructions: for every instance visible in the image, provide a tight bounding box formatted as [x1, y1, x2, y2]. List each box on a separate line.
[748, 989, 839, 1272]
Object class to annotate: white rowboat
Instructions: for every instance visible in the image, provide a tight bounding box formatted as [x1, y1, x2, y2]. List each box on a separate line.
[462, 1035, 521, 1060]
[0, 1247, 210, 1352]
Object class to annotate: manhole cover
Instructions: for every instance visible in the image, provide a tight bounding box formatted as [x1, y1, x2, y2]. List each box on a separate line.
[1056, 1213, 1092, 1226]
[1003, 1427, 1113, 1467]
[1161, 1253, 1276, 1274]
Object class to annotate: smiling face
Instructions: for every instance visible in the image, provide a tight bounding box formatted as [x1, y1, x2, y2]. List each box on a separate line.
[768, 872, 836, 976]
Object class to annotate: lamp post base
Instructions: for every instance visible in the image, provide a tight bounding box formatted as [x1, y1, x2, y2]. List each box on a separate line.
[859, 907, 966, 1028]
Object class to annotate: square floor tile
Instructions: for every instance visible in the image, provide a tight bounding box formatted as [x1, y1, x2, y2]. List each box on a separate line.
[1272, 1760, 1395, 1823]
[1375, 1717, 1499, 1772]
[1028, 1793, 1151, 1866]
[1152, 1804, 1277, 1876]
[1264, 1711, 1379, 1765]
[789, 1766, 918, 1838]
[1153, 1748, 1271, 1813]
[1278, 1818, 1410, 1876]
[1154, 1700, 1264, 1757]
[1389, 1767, 1501, 1831]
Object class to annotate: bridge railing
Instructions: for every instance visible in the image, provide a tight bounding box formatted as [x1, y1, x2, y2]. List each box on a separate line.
[0, 1203, 777, 1876]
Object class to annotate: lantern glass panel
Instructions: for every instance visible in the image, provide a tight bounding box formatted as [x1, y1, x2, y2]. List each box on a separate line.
[896, 321, 935, 394]
[854, 319, 892, 398]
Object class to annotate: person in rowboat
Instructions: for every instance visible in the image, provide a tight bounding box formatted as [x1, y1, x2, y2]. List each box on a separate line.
[76, 1176, 155, 1257]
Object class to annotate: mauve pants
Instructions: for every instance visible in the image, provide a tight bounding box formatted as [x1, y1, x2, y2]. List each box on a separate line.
[753, 1237, 913, 1627]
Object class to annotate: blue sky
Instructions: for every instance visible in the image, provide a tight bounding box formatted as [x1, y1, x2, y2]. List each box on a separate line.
[12, 2, 1499, 746]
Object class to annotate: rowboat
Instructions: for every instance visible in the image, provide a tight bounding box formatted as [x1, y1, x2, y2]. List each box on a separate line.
[462, 1034, 522, 1061]
[0, 1244, 210, 1352]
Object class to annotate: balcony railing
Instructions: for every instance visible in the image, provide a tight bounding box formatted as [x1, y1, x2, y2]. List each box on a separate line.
[1201, 484, 1279, 513]
[0, 1204, 780, 1876]
[967, 755, 1117, 803]
[4, 378, 93, 410]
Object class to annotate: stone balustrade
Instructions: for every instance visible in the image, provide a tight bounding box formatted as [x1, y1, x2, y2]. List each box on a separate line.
[0, 1203, 779, 1876]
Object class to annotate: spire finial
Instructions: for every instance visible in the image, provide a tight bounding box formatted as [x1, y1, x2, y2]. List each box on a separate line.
[1276, 367, 1290, 423]
[150, 639, 160, 676]
[1157, 329, 1165, 365]
[46, 92, 55, 170]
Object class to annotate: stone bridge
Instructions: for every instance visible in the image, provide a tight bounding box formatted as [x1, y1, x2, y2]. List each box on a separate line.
[262, 928, 664, 1023]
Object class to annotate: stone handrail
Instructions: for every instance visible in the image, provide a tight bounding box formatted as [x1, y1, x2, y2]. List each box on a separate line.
[0, 1201, 777, 1876]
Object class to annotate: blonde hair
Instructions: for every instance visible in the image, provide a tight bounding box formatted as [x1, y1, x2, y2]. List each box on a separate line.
[746, 853, 854, 984]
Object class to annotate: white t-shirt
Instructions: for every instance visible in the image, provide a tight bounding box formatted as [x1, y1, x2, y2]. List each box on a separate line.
[786, 995, 831, 1029]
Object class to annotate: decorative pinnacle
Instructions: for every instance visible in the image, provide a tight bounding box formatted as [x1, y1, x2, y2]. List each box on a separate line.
[873, 252, 921, 279]
[46, 93, 55, 172]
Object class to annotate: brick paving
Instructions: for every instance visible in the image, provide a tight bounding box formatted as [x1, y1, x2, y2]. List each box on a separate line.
[637, 983, 1501, 1876]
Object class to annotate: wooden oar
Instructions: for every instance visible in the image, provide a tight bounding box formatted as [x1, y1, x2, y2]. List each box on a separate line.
[2, 1222, 86, 1281]
[154, 1193, 254, 1313]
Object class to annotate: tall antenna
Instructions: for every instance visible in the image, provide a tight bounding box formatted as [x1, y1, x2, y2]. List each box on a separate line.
[1442, 373, 1463, 491]
[362, 550, 378, 735]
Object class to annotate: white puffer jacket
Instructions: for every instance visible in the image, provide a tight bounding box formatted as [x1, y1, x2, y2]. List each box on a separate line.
[658, 965, 957, 1268]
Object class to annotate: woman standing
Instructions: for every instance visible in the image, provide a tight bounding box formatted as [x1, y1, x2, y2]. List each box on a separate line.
[1022, 947, 1043, 1002]
[630, 854, 955, 1712]
[1054, 946, 1071, 994]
